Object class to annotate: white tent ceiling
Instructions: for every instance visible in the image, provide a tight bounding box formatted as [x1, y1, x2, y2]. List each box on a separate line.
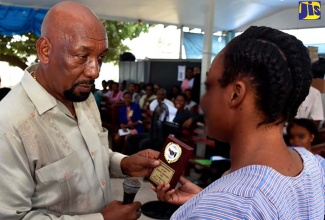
[0, 0, 324, 32]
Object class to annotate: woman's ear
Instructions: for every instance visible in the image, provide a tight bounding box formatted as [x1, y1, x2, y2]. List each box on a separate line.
[311, 134, 315, 143]
[229, 80, 246, 107]
[36, 37, 52, 64]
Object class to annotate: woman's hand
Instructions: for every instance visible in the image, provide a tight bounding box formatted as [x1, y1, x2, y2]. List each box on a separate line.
[151, 177, 202, 206]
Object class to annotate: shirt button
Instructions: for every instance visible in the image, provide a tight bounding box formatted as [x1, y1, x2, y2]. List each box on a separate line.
[91, 152, 95, 157]
[101, 180, 106, 187]
[64, 173, 69, 180]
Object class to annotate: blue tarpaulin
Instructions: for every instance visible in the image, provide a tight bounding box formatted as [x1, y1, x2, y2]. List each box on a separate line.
[0, 5, 47, 37]
[183, 32, 226, 60]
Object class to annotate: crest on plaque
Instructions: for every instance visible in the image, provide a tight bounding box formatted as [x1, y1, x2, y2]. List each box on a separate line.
[164, 142, 182, 163]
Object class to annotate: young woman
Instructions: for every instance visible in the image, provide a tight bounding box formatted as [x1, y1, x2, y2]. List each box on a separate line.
[153, 26, 325, 219]
[108, 82, 123, 102]
[114, 92, 143, 148]
[181, 67, 194, 92]
[287, 118, 325, 168]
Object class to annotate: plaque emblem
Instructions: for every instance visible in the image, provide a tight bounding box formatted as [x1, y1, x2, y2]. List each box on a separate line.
[164, 142, 182, 163]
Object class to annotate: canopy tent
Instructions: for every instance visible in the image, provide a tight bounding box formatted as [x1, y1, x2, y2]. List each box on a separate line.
[0, 0, 324, 33]
[0, 5, 46, 36]
[1, 0, 324, 98]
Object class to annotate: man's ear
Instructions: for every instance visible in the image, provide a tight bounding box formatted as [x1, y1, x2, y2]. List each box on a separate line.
[229, 80, 246, 107]
[36, 37, 51, 64]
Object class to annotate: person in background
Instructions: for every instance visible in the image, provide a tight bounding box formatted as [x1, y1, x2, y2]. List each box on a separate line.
[149, 88, 176, 120]
[107, 79, 114, 92]
[0, 2, 160, 219]
[181, 67, 194, 92]
[139, 81, 146, 96]
[287, 118, 325, 167]
[171, 94, 200, 136]
[126, 88, 176, 155]
[153, 82, 160, 95]
[296, 86, 324, 128]
[99, 80, 110, 110]
[139, 83, 156, 110]
[114, 92, 143, 151]
[191, 66, 201, 103]
[120, 81, 126, 95]
[184, 88, 198, 113]
[91, 83, 102, 108]
[135, 83, 143, 99]
[108, 82, 123, 102]
[153, 26, 325, 219]
[168, 85, 181, 104]
[128, 83, 140, 104]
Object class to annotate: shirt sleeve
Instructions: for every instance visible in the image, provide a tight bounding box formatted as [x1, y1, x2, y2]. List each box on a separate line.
[172, 191, 278, 220]
[310, 89, 324, 120]
[149, 100, 158, 112]
[0, 131, 105, 220]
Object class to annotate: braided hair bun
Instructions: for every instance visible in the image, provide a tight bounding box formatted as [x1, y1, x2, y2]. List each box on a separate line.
[220, 26, 312, 125]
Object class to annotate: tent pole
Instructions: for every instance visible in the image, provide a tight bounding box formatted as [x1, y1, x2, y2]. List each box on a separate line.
[179, 25, 184, 59]
[200, 0, 215, 99]
[195, 0, 215, 158]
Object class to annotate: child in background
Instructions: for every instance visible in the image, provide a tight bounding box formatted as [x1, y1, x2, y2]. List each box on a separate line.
[287, 118, 325, 167]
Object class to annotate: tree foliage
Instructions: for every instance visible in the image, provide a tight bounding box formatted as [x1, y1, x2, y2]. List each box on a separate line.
[0, 20, 149, 70]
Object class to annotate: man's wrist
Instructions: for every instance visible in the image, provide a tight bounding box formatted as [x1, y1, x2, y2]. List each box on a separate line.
[120, 157, 128, 175]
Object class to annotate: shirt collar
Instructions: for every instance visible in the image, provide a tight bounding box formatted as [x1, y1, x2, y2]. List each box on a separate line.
[21, 64, 57, 115]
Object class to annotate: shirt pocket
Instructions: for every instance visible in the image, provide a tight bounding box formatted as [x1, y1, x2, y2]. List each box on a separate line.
[98, 128, 110, 167]
[35, 152, 90, 204]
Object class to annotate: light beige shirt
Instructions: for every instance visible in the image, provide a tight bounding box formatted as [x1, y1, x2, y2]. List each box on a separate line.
[0, 65, 126, 219]
[139, 94, 156, 110]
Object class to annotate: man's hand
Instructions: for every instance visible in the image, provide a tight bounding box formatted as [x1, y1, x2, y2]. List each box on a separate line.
[101, 200, 142, 220]
[121, 149, 160, 177]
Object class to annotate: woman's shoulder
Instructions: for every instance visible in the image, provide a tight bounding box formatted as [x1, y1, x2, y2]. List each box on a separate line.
[131, 102, 141, 109]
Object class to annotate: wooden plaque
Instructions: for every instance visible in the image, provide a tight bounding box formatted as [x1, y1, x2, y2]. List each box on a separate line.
[149, 135, 194, 189]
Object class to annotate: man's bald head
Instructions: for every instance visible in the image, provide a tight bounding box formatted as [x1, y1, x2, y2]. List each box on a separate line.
[41, 1, 106, 41]
[35, 1, 108, 104]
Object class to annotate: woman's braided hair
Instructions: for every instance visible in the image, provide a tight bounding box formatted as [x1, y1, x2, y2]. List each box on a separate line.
[220, 26, 312, 125]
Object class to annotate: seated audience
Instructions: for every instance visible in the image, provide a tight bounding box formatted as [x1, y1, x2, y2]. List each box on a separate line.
[191, 67, 201, 103]
[149, 88, 176, 120]
[128, 83, 141, 104]
[108, 82, 123, 102]
[153, 82, 161, 95]
[126, 92, 198, 155]
[99, 80, 110, 110]
[139, 81, 146, 95]
[139, 83, 156, 110]
[184, 88, 198, 113]
[168, 85, 181, 104]
[91, 84, 102, 108]
[114, 92, 143, 151]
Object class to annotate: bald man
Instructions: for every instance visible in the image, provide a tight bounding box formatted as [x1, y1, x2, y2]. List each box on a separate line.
[0, 2, 159, 220]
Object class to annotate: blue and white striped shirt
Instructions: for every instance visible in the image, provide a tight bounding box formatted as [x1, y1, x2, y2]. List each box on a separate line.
[172, 147, 325, 219]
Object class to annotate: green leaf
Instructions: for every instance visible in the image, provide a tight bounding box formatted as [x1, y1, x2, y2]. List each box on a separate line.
[0, 20, 149, 69]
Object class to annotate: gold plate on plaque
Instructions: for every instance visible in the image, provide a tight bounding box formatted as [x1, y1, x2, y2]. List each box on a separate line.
[164, 142, 182, 164]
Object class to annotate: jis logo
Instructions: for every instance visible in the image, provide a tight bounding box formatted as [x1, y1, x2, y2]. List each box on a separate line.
[299, 1, 321, 20]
